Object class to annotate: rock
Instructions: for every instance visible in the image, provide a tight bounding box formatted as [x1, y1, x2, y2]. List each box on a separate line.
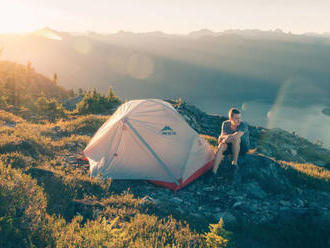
[203, 186, 215, 192]
[232, 201, 244, 209]
[213, 211, 237, 224]
[52, 126, 61, 132]
[295, 199, 304, 208]
[169, 197, 183, 204]
[314, 161, 326, 167]
[190, 212, 203, 219]
[175, 206, 185, 215]
[243, 182, 267, 199]
[141, 195, 157, 205]
[290, 149, 297, 156]
[64, 95, 84, 110]
[321, 107, 330, 116]
[210, 196, 221, 201]
[4, 121, 17, 128]
[279, 207, 309, 220]
[296, 188, 303, 195]
[280, 200, 291, 207]
[246, 203, 259, 213]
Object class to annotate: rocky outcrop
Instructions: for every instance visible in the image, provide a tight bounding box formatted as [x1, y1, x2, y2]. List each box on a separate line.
[322, 107, 330, 116]
[66, 153, 329, 246]
[64, 96, 84, 110]
[118, 154, 329, 228]
[166, 99, 330, 167]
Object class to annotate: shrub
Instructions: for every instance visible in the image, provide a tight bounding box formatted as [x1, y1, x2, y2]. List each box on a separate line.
[53, 214, 207, 248]
[56, 115, 107, 136]
[205, 218, 234, 248]
[0, 152, 35, 170]
[0, 124, 52, 158]
[0, 164, 52, 247]
[75, 88, 121, 115]
[33, 96, 65, 122]
[0, 109, 24, 124]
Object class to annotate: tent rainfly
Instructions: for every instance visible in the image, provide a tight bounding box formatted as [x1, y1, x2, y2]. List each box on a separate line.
[83, 99, 215, 191]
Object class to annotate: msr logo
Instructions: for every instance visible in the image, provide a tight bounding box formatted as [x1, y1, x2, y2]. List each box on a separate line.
[160, 125, 176, 136]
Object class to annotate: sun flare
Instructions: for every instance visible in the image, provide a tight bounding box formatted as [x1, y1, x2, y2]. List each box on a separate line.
[0, 1, 37, 33]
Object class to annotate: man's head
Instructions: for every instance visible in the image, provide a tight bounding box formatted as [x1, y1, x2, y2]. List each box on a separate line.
[229, 108, 241, 126]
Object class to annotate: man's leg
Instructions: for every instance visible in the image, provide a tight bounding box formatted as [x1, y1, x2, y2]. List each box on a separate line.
[212, 143, 227, 174]
[226, 135, 241, 165]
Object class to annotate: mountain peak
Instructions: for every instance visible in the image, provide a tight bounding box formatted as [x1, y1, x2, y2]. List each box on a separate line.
[31, 27, 67, 40]
[188, 29, 218, 38]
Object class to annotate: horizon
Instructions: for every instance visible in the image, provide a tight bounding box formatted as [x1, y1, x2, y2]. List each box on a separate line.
[1, 0, 330, 35]
[1, 26, 330, 37]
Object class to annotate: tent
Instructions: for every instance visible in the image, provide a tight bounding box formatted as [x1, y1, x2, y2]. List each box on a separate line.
[83, 99, 215, 191]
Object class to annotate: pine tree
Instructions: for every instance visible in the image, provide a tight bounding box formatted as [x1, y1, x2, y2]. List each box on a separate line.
[53, 73, 58, 85]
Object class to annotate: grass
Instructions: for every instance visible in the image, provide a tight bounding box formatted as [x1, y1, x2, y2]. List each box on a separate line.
[1, 110, 329, 247]
[55, 115, 108, 136]
[278, 160, 330, 191]
[0, 109, 25, 124]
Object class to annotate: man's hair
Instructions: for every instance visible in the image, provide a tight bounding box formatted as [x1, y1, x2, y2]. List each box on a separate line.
[229, 108, 241, 118]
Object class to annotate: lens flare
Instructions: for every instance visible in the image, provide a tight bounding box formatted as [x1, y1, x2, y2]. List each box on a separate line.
[262, 78, 330, 146]
[266, 79, 292, 129]
[34, 29, 62, 40]
[241, 102, 247, 111]
[126, 54, 154, 79]
[73, 38, 92, 54]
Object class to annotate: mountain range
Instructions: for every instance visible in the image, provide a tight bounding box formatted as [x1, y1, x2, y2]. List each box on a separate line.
[1, 27, 329, 111]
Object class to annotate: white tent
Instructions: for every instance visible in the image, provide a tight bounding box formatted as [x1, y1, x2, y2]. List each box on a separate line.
[83, 99, 215, 191]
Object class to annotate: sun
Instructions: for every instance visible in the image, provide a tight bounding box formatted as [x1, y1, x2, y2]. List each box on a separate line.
[0, 1, 37, 33]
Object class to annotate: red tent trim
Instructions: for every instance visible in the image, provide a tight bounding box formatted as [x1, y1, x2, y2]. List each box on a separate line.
[150, 159, 214, 192]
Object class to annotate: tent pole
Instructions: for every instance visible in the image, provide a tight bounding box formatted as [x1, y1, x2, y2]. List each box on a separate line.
[126, 119, 180, 186]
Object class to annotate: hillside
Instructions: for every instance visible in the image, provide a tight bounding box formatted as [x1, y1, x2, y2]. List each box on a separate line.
[0, 60, 69, 101]
[0, 60, 75, 122]
[0, 98, 329, 247]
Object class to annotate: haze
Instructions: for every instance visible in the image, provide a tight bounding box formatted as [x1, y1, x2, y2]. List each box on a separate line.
[1, 0, 329, 34]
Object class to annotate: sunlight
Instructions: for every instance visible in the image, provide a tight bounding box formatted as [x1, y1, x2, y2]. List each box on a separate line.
[0, 1, 37, 33]
[73, 37, 92, 54]
[34, 28, 62, 40]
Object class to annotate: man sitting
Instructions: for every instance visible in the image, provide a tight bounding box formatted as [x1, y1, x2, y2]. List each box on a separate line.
[212, 108, 250, 174]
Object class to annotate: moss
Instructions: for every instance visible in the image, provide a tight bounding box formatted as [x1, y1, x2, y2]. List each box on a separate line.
[0, 152, 36, 170]
[56, 115, 108, 136]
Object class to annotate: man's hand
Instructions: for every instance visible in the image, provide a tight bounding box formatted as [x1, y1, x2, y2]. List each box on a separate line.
[218, 135, 228, 144]
[218, 132, 243, 144]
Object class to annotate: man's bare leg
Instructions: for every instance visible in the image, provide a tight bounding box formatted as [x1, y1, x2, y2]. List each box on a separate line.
[231, 136, 241, 165]
[212, 143, 227, 174]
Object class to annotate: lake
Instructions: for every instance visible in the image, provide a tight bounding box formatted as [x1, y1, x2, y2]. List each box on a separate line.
[190, 98, 330, 148]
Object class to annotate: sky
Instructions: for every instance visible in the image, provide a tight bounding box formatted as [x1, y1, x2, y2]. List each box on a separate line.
[0, 0, 329, 34]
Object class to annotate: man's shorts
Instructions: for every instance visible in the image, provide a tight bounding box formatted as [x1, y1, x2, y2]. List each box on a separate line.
[223, 141, 249, 156]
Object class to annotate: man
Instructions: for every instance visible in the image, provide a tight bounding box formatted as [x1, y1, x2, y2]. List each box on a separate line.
[212, 108, 250, 174]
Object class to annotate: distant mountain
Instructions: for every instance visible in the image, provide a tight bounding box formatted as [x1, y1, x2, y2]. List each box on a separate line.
[188, 29, 219, 38]
[1, 28, 330, 109]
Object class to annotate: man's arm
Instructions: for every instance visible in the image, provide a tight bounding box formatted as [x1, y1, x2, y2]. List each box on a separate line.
[219, 122, 247, 143]
[219, 131, 243, 143]
[218, 122, 228, 144]
[231, 122, 248, 139]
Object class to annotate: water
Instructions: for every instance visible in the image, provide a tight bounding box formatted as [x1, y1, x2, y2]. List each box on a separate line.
[190, 98, 330, 148]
